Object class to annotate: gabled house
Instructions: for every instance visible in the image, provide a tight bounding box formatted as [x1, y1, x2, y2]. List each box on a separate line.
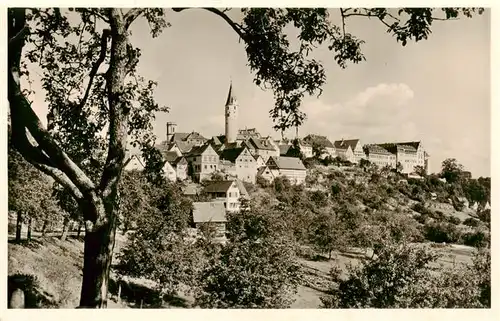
[257, 165, 278, 183]
[334, 139, 364, 163]
[167, 140, 195, 156]
[219, 146, 257, 183]
[167, 131, 207, 146]
[192, 201, 227, 238]
[247, 137, 280, 161]
[203, 179, 249, 212]
[253, 154, 266, 167]
[185, 144, 220, 182]
[124, 154, 145, 171]
[163, 151, 188, 181]
[266, 156, 307, 184]
[279, 144, 292, 157]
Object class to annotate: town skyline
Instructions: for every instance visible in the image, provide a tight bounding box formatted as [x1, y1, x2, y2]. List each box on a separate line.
[25, 8, 491, 177]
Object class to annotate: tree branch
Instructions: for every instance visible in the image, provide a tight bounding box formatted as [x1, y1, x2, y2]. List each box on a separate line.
[173, 7, 246, 41]
[124, 8, 145, 29]
[78, 29, 110, 111]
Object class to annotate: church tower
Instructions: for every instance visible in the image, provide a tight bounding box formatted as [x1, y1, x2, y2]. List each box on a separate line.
[225, 81, 238, 144]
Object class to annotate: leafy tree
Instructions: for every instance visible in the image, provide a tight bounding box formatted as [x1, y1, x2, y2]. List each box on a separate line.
[8, 146, 57, 242]
[396, 162, 403, 173]
[116, 180, 197, 295]
[195, 207, 300, 308]
[440, 158, 465, 184]
[310, 212, 344, 259]
[8, 7, 483, 307]
[117, 170, 151, 233]
[414, 165, 427, 177]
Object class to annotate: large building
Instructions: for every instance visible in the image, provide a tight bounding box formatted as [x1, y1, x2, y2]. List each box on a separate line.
[375, 141, 429, 174]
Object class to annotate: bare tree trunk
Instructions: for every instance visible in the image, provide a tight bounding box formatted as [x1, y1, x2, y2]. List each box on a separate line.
[61, 217, 69, 241]
[15, 211, 22, 242]
[27, 216, 32, 240]
[79, 209, 117, 308]
[117, 280, 122, 304]
[41, 220, 48, 237]
[77, 220, 82, 238]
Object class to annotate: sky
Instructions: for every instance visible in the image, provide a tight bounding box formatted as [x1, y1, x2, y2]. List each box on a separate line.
[27, 8, 491, 177]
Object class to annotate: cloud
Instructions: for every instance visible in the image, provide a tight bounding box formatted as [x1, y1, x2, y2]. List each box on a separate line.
[301, 82, 416, 142]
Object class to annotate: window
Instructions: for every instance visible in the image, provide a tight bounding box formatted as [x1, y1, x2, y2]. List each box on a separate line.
[204, 165, 207, 169]
[229, 192, 232, 197]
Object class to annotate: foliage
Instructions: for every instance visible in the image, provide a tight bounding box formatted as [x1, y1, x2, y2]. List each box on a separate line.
[477, 209, 490, 224]
[424, 222, 462, 244]
[440, 158, 464, 184]
[8, 145, 61, 233]
[195, 206, 300, 308]
[463, 217, 480, 227]
[321, 242, 490, 308]
[462, 230, 489, 248]
[116, 180, 197, 294]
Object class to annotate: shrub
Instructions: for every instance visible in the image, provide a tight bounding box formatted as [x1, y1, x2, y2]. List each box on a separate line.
[463, 217, 480, 227]
[424, 222, 462, 244]
[477, 209, 490, 224]
[462, 230, 489, 248]
[447, 216, 461, 225]
[411, 202, 430, 215]
[331, 183, 341, 197]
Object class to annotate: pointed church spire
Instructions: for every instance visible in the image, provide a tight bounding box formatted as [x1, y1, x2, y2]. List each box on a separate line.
[225, 79, 236, 106]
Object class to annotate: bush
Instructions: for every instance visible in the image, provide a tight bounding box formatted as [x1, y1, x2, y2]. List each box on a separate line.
[330, 183, 341, 197]
[411, 202, 430, 215]
[447, 216, 461, 225]
[462, 230, 489, 248]
[463, 217, 480, 227]
[256, 175, 270, 188]
[424, 222, 462, 244]
[477, 209, 490, 224]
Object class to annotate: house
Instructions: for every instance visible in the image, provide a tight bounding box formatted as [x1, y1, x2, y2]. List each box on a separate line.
[203, 179, 249, 212]
[334, 139, 365, 163]
[192, 201, 227, 238]
[377, 141, 429, 175]
[163, 151, 188, 181]
[166, 131, 207, 146]
[363, 144, 396, 169]
[219, 146, 257, 183]
[123, 154, 145, 171]
[298, 139, 313, 159]
[236, 128, 261, 141]
[257, 165, 278, 183]
[253, 154, 266, 167]
[279, 144, 291, 157]
[302, 134, 336, 158]
[185, 144, 220, 182]
[162, 160, 177, 181]
[167, 140, 195, 156]
[247, 137, 280, 161]
[266, 156, 307, 184]
[183, 183, 202, 198]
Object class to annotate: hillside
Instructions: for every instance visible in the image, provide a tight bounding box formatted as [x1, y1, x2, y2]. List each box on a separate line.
[8, 163, 490, 309]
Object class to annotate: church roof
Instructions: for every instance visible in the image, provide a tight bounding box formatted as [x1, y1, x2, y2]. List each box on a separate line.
[225, 82, 237, 106]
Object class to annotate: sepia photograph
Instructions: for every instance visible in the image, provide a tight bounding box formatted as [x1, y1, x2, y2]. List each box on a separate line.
[6, 6, 491, 311]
